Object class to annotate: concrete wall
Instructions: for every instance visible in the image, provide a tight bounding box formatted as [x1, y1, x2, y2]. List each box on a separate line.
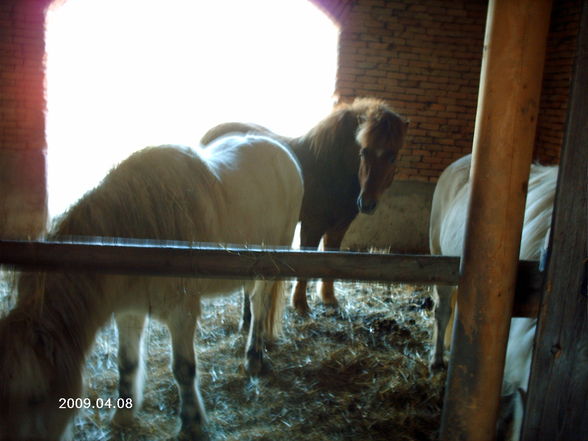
[342, 180, 435, 254]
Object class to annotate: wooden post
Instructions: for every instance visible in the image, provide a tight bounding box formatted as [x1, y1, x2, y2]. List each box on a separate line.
[439, 1, 552, 440]
[522, 1, 588, 439]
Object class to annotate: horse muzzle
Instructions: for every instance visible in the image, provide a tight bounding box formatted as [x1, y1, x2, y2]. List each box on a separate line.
[357, 195, 377, 215]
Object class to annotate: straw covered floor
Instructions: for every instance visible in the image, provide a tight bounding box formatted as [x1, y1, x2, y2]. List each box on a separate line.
[1, 274, 445, 440]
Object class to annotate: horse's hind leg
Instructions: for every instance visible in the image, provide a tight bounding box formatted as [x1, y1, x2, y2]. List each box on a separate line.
[239, 287, 252, 333]
[240, 281, 258, 333]
[320, 223, 352, 307]
[113, 312, 147, 425]
[246, 280, 282, 375]
[292, 222, 324, 314]
[168, 310, 207, 440]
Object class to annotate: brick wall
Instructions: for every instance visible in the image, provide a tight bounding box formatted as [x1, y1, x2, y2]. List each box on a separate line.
[317, 0, 580, 181]
[0, 0, 50, 238]
[0, 0, 47, 151]
[535, 0, 581, 164]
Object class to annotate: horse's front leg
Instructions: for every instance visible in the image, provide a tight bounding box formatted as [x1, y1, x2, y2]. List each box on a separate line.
[430, 284, 455, 372]
[168, 310, 208, 440]
[112, 312, 146, 425]
[292, 222, 325, 315]
[320, 222, 352, 307]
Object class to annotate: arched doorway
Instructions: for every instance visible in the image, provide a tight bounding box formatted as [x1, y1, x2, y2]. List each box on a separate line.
[45, 0, 339, 217]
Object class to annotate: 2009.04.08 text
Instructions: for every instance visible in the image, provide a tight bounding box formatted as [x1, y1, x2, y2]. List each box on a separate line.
[58, 397, 133, 409]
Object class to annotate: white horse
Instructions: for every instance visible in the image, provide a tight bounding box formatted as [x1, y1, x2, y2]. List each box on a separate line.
[0, 135, 303, 441]
[429, 153, 558, 440]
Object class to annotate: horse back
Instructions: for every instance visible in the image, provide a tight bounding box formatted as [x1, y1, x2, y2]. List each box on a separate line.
[205, 135, 304, 246]
[200, 122, 275, 145]
[429, 154, 472, 256]
[429, 154, 558, 260]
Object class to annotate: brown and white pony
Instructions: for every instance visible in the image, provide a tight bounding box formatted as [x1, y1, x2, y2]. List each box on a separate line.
[201, 97, 408, 315]
[0, 135, 303, 441]
[429, 153, 558, 440]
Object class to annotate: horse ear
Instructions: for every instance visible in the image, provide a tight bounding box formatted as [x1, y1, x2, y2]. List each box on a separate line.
[308, 106, 360, 157]
[338, 108, 359, 130]
[382, 111, 409, 136]
[336, 109, 362, 148]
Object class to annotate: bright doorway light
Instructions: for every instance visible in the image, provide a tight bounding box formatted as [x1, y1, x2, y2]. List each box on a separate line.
[45, 0, 339, 217]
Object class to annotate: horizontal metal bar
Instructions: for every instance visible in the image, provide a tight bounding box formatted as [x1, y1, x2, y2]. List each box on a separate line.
[0, 239, 542, 316]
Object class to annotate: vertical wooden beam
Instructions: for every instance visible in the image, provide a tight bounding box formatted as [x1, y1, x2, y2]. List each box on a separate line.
[521, 1, 588, 439]
[439, 1, 552, 440]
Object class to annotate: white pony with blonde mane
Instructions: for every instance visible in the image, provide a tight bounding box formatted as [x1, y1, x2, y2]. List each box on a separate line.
[0, 135, 303, 441]
[429, 153, 558, 440]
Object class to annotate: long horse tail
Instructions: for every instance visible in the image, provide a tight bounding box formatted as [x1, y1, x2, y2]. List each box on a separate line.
[265, 280, 287, 338]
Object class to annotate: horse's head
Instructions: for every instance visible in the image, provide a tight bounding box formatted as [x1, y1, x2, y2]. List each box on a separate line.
[0, 312, 78, 441]
[355, 102, 408, 214]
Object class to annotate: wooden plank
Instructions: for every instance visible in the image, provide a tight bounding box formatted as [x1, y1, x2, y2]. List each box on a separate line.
[0, 239, 542, 316]
[521, 1, 588, 439]
[439, 1, 553, 440]
[0, 239, 461, 284]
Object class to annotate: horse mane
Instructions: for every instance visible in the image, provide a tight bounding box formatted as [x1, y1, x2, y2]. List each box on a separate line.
[297, 97, 407, 160]
[520, 163, 558, 260]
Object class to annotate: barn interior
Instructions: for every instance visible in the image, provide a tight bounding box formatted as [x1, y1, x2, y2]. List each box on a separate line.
[0, 1, 584, 440]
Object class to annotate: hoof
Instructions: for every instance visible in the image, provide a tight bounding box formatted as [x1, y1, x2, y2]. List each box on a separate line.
[319, 280, 338, 306]
[245, 358, 262, 376]
[176, 424, 209, 441]
[429, 359, 448, 375]
[111, 408, 135, 427]
[245, 348, 264, 376]
[322, 297, 339, 308]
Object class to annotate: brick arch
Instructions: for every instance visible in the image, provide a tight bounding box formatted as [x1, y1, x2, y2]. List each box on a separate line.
[308, 0, 353, 26]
